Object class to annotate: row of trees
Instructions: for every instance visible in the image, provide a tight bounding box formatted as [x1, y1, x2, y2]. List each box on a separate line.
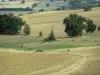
[0, 13, 99, 42]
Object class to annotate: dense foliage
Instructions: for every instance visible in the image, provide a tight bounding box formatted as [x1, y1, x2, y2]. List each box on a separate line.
[85, 19, 96, 33]
[63, 14, 96, 37]
[63, 14, 85, 37]
[0, 14, 25, 35]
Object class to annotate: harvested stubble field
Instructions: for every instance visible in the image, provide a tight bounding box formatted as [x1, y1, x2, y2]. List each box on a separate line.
[0, 47, 100, 75]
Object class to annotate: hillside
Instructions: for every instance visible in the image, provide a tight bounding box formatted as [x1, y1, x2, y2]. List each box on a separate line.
[22, 7, 100, 37]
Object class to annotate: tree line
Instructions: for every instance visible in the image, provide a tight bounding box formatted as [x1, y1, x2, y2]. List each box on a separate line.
[0, 13, 99, 40]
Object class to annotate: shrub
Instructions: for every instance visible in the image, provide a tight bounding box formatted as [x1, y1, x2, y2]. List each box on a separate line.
[85, 19, 96, 33]
[84, 7, 91, 12]
[21, 0, 25, 4]
[55, 8, 61, 11]
[39, 9, 44, 12]
[36, 49, 43, 52]
[46, 3, 49, 7]
[39, 31, 43, 37]
[42, 28, 56, 43]
[98, 26, 100, 31]
[23, 24, 30, 36]
[32, 3, 38, 8]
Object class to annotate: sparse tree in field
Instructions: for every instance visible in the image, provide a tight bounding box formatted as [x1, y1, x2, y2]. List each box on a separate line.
[63, 14, 85, 37]
[23, 24, 30, 36]
[39, 31, 43, 37]
[97, 26, 100, 31]
[21, 0, 25, 4]
[85, 19, 96, 33]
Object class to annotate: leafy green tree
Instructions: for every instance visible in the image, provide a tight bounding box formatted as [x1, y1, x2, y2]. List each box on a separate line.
[98, 26, 100, 31]
[23, 24, 30, 36]
[85, 19, 96, 33]
[63, 14, 85, 37]
[0, 14, 25, 35]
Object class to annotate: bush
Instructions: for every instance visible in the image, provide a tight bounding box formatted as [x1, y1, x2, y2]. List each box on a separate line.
[85, 19, 96, 33]
[39, 9, 44, 12]
[21, 0, 25, 4]
[0, 14, 25, 35]
[39, 31, 43, 37]
[42, 28, 56, 43]
[98, 26, 100, 31]
[36, 49, 43, 52]
[23, 24, 30, 36]
[46, 3, 49, 7]
[55, 8, 61, 11]
[84, 7, 91, 12]
[32, 3, 38, 8]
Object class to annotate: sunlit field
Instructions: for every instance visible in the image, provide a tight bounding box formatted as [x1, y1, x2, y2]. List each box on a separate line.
[0, 7, 100, 75]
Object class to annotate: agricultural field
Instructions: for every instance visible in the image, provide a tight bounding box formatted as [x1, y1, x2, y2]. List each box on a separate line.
[0, 7, 100, 75]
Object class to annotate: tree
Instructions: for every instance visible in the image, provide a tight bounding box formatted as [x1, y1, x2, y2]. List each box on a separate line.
[46, 3, 49, 7]
[32, 3, 37, 8]
[39, 31, 43, 37]
[21, 0, 25, 4]
[63, 14, 85, 37]
[85, 19, 96, 33]
[42, 25, 56, 42]
[0, 14, 25, 35]
[98, 26, 100, 31]
[23, 24, 30, 36]
[39, 9, 44, 12]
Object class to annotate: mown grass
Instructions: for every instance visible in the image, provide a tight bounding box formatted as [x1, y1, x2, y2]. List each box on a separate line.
[0, 33, 100, 51]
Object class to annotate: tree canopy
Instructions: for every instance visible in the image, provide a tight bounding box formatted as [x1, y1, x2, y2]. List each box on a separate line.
[63, 14, 96, 37]
[0, 14, 25, 35]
